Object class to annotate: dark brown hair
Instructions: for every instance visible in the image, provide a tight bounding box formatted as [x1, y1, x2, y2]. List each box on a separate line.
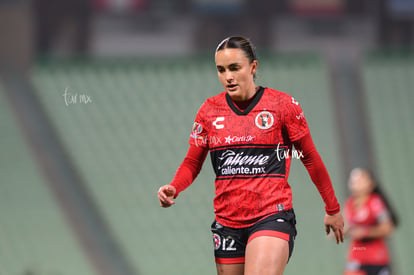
[355, 168, 399, 227]
[368, 170, 399, 227]
[216, 36, 257, 64]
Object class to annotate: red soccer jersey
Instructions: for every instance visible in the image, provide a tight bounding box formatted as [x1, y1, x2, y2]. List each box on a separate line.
[189, 87, 310, 228]
[345, 193, 390, 265]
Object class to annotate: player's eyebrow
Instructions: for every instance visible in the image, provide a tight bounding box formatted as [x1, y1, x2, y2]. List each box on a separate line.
[216, 63, 240, 69]
[228, 63, 240, 67]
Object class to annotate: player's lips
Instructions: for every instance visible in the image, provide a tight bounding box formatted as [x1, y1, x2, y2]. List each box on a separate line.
[227, 84, 238, 92]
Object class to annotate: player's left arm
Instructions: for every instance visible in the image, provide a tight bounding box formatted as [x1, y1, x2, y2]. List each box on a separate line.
[293, 134, 344, 244]
[283, 95, 344, 243]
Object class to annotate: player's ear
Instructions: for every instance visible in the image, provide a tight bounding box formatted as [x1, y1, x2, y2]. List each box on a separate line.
[251, 60, 258, 76]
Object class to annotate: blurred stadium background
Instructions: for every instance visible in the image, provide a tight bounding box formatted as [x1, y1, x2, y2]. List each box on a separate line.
[0, 0, 413, 274]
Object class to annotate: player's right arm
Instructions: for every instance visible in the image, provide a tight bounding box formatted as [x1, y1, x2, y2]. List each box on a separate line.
[157, 144, 208, 207]
[158, 102, 209, 208]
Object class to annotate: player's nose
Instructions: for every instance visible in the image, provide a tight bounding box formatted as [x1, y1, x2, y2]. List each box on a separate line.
[225, 71, 234, 82]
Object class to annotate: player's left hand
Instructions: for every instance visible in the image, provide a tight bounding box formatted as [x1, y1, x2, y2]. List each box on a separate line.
[325, 212, 344, 244]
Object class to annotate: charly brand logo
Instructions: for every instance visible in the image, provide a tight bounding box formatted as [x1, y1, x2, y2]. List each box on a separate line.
[212, 117, 225, 129]
[255, 111, 274, 130]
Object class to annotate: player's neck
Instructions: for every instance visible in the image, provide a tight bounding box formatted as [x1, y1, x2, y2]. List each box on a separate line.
[353, 194, 370, 208]
[232, 86, 260, 110]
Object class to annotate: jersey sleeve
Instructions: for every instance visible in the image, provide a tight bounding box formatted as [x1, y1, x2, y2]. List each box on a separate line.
[170, 144, 209, 197]
[189, 102, 209, 148]
[282, 96, 310, 142]
[293, 133, 340, 215]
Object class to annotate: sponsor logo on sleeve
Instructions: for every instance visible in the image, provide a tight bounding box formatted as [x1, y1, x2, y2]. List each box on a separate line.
[296, 111, 305, 120]
[190, 122, 203, 138]
[191, 122, 208, 146]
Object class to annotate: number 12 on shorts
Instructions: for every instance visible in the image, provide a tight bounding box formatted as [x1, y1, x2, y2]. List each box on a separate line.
[213, 234, 237, 251]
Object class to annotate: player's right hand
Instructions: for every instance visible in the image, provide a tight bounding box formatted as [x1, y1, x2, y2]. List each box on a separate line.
[325, 212, 345, 244]
[157, 185, 176, 207]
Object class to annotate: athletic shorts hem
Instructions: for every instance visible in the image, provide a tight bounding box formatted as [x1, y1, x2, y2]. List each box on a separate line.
[247, 230, 290, 244]
[215, 257, 245, 264]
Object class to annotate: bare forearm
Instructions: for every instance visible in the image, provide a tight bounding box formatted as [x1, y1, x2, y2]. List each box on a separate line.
[366, 222, 394, 239]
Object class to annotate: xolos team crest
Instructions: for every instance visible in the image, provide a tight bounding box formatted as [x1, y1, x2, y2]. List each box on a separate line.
[255, 111, 274, 129]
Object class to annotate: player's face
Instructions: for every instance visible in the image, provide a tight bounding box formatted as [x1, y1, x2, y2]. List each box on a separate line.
[215, 48, 258, 101]
[348, 169, 375, 197]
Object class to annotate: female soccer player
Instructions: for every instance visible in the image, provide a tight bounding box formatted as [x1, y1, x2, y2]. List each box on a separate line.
[158, 36, 344, 275]
[344, 168, 397, 275]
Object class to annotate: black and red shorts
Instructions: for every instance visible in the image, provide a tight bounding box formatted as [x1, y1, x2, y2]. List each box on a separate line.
[211, 209, 297, 264]
[346, 262, 391, 275]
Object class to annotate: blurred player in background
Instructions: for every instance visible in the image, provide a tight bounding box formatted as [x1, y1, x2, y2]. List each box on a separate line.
[344, 168, 398, 275]
[158, 36, 344, 275]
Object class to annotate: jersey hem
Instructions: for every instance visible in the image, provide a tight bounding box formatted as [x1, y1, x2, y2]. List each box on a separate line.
[215, 208, 293, 229]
